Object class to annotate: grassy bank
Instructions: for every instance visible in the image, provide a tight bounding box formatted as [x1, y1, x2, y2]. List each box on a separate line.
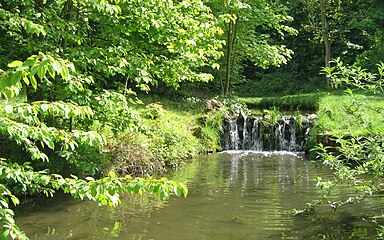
[104, 95, 224, 176]
[236, 91, 343, 112]
[237, 90, 384, 148]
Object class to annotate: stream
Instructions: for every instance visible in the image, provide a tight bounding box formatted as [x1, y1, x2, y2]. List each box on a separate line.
[16, 151, 384, 239]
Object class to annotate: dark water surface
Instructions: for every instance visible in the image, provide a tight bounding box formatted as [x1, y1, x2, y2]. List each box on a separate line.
[16, 151, 384, 239]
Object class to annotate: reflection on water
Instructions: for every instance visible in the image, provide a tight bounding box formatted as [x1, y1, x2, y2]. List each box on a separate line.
[15, 151, 384, 239]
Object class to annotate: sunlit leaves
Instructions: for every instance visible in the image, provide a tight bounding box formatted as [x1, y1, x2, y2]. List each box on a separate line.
[1, 101, 93, 124]
[70, 0, 223, 89]
[58, 173, 188, 205]
[0, 160, 188, 239]
[323, 58, 384, 93]
[0, 183, 27, 240]
[309, 62, 384, 212]
[0, 54, 76, 99]
[92, 90, 143, 133]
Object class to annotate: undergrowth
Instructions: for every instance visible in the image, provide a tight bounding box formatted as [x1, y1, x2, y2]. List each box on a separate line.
[103, 95, 224, 176]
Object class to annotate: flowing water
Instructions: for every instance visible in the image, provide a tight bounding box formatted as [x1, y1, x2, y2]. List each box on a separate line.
[16, 151, 384, 239]
[221, 115, 315, 152]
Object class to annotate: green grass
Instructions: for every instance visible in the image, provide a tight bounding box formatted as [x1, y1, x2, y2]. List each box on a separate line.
[315, 92, 384, 135]
[237, 89, 384, 140]
[237, 91, 335, 111]
[109, 94, 223, 172]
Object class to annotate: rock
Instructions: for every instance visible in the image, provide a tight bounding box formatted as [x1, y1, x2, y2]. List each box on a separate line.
[206, 99, 221, 112]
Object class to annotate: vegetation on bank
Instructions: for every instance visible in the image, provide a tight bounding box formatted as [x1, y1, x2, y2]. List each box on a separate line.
[239, 62, 384, 231]
[237, 89, 384, 138]
[105, 95, 224, 176]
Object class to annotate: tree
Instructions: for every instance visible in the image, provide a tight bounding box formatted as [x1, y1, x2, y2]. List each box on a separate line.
[205, 0, 297, 95]
[298, 0, 358, 89]
[0, 0, 223, 93]
[0, 1, 217, 238]
[0, 53, 189, 239]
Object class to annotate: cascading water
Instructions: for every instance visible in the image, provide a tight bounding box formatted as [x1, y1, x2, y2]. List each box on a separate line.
[229, 119, 240, 150]
[222, 114, 316, 152]
[251, 118, 263, 150]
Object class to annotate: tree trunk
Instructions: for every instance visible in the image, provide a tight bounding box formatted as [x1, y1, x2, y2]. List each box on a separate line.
[224, 22, 232, 96]
[225, 21, 233, 96]
[320, 0, 333, 89]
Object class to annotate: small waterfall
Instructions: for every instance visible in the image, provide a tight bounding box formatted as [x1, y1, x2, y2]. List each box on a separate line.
[229, 119, 240, 150]
[222, 114, 316, 152]
[289, 120, 297, 152]
[251, 118, 263, 150]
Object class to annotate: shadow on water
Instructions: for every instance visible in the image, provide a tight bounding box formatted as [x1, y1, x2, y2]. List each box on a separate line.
[15, 151, 384, 239]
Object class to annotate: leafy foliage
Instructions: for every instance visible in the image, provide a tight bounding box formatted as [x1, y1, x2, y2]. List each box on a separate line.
[303, 61, 384, 214]
[0, 40, 188, 240]
[205, 0, 297, 94]
[0, 0, 223, 91]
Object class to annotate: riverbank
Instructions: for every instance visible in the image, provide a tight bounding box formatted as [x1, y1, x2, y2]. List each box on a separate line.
[103, 94, 224, 176]
[119, 89, 384, 174]
[237, 90, 384, 147]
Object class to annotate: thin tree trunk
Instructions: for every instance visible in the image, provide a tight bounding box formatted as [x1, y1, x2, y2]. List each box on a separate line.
[320, 0, 332, 89]
[225, 21, 233, 96]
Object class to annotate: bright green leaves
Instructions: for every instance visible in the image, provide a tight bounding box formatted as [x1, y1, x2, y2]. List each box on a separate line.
[83, 0, 223, 89]
[7, 61, 23, 68]
[59, 173, 188, 206]
[1, 0, 223, 91]
[1, 101, 93, 124]
[322, 58, 383, 92]
[0, 54, 76, 99]
[92, 90, 143, 133]
[1, 8, 46, 37]
[0, 184, 28, 240]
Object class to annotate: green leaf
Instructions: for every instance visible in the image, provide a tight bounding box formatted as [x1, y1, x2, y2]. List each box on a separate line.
[60, 65, 69, 80]
[10, 71, 22, 85]
[109, 171, 116, 178]
[212, 63, 220, 69]
[22, 77, 30, 85]
[10, 195, 20, 206]
[40, 175, 50, 185]
[30, 75, 37, 89]
[51, 59, 61, 73]
[30, 65, 39, 77]
[40, 104, 49, 112]
[47, 64, 56, 79]
[37, 65, 47, 80]
[7, 60, 23, 68]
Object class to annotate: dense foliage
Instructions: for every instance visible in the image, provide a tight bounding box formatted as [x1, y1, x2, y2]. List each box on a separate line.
[205, 0, 297, 94]
[0, 0, 224, 237]
[234, 0, 384, 96]
[306, 61, 384, 211]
